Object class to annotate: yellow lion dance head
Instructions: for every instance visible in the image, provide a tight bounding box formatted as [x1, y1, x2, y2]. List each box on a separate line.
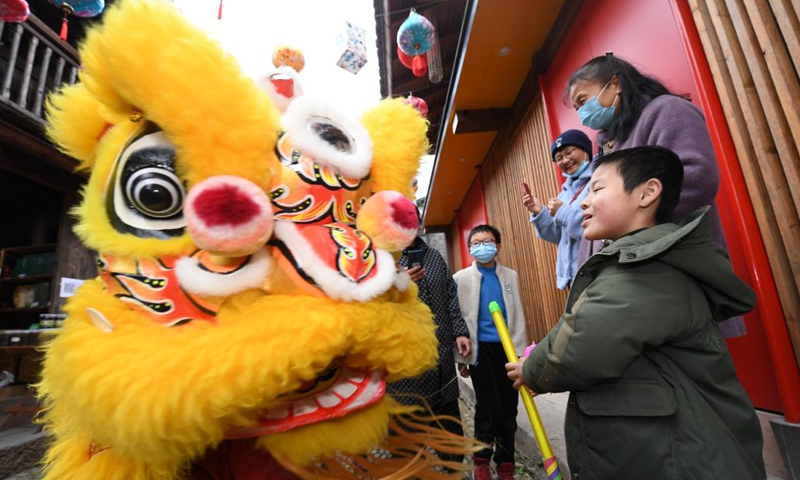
[37, 1, 477, 479]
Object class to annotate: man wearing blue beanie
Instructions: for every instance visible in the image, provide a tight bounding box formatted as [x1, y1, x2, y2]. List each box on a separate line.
[522, 129, 594, 289]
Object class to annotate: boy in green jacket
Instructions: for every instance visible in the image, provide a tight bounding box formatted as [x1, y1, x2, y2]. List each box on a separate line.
[506, 146, 765, 479]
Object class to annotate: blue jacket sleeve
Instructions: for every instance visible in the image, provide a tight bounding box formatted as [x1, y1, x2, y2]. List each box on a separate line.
[530, 209, 560, 244]
[553, 201, 586, 241]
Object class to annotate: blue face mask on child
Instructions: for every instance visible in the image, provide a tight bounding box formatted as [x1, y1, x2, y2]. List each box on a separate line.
[563, 160, 590, 179]
[577, 79, 617, 130]
[470, 243, 498, 264]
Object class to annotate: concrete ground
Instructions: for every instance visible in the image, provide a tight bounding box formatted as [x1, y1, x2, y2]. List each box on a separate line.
[457, 374, 566, 480]
[2, 376, 790, 479]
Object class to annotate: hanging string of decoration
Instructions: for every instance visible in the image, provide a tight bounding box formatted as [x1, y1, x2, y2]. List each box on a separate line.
[396, 9, 434, 78]
[217, 0, 222, 19]
[426, 28, 443, 84]
[47, 0, 105, 41]
[0, 0, 29, 22]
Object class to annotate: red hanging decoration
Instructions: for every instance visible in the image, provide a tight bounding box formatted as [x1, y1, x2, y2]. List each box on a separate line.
[403, 96, 428, 118]
[59, 4, 73, 41]
[397, 45, 427, 77]
[397, 46, 414, 70]
[217, 0, 222, 19]
[411, 55, 427, 77]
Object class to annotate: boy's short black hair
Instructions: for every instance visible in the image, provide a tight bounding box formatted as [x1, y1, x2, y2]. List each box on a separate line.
[594, 146, 684, 224]
[468, 224, 501, 244]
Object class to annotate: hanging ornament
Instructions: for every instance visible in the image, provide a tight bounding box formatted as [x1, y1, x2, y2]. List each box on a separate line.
[217, 0, 222, 20]
[0, 0, 29, 22]
[403, 96, 428, 118]
[427, 33, 443, 84]
[397, 46, 414, 70]
[397, 9, 434, 78]
[47, 1, 105, 41]
[397, 9, 434, 57]
[397, 46, 427, 77]
[272, 46, 305, 73]
[411, 54, 427, 77]
[335, 20, 368, 74]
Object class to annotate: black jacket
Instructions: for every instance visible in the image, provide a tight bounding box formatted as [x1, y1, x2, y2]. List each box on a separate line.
[388, 238, 469, 407]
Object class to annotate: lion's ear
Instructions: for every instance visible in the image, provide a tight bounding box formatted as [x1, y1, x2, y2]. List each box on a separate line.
[45, 83, 111, 170]
[361, 98, 430, 198]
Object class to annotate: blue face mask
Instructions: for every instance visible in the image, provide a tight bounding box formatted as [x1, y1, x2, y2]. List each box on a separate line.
[577, 79, 617, 130]
[563, 160, 590, 179]
[470, 243, 498, 264]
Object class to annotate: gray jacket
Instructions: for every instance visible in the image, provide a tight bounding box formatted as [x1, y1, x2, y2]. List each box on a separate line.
[453, 262, 528, 365]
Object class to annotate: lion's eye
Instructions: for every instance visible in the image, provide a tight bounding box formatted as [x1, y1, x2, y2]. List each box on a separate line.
[307, 118, 354, 154]
[123, 158, 184, 219]
[282, 98, 373, 179]
[108, 127, 187, 239]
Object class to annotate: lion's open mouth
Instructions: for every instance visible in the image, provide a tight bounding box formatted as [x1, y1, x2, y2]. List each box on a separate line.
[225, 362, 385, 438]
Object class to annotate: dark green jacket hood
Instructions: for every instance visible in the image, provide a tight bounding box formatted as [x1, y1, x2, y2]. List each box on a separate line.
[602, 206, 756, 322]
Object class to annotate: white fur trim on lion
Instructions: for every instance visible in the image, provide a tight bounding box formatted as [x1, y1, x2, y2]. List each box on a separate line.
[394, 269, 411, 292]
[175, 247, 272, 297]
[273, 221, 395, 302]
[86, 308, 114, 333]
[281, 97, 373, 179]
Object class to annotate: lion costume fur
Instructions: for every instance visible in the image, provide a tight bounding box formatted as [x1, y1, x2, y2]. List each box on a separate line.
[37, 1, 478, 478]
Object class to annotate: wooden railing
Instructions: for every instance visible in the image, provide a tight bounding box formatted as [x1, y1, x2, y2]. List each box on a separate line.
[0, 16, 80, 126]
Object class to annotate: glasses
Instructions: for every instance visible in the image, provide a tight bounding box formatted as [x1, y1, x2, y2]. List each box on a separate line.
[469, 240, 496, 247]
[554, 146, 579, 163]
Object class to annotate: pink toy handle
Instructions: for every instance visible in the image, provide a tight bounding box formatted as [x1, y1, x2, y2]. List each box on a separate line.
[523, 341, 537, 358]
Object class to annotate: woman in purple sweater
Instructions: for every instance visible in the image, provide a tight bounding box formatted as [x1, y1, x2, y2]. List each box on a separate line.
[567, 53, 743, 336]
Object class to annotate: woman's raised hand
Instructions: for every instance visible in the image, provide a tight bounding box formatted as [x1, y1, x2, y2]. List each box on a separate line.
[522, 193, 543, 214]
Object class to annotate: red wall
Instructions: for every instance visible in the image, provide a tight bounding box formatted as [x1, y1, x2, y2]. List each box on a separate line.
[455, 174, 488, 268]
[538, 0, 795, 415]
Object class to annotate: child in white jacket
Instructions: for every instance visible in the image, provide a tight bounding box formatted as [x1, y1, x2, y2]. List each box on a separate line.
[453, 224, 527, 480]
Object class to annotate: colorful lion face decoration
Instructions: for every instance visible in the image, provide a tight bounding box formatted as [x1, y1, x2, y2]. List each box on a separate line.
[38, 1, 476, 479]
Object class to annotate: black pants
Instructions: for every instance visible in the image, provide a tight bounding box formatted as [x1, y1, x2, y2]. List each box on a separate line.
[469, 342, 518, 464]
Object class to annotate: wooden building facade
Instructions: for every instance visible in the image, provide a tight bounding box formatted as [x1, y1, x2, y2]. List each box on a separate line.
[379, 0, 800, 477]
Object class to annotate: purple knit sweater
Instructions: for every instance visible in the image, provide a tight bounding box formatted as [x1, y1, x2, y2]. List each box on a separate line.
[579, 95, 744, 336]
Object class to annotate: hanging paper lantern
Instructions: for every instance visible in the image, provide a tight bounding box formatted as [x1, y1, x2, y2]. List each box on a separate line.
[403, 96, 428, 118]
[335, 20, 368, 74]
[0, 0, 29, 22]
[397, 10, 435, 57]
[272, 46, 305, 73]
[47, 1, 105, 41]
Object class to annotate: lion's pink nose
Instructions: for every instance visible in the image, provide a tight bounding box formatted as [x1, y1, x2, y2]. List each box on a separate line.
[185, 176, 273, 256]
[356, 191, 419, 252]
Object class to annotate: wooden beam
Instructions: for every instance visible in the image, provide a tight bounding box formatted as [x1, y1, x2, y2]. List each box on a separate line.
[531, 0, 586, 75]
[0, 149, 82, 193]
[26, 15, 78, 62]
[391, 60, 454, 95]
[452, 108, 512, 134]
[0, 120, 80, 173]
[507, 0, 586, 138]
